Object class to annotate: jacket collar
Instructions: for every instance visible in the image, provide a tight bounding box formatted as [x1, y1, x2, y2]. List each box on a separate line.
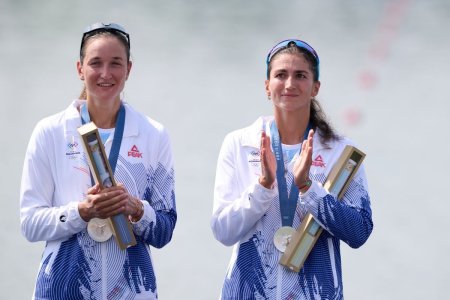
[65, 99, 139, 137]
[241, 116, 272, 148]
[241, 116, 326, 151]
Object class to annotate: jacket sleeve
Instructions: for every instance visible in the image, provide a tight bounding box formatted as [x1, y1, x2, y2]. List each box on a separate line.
[132, 127, 177, 248]
[301, 164, 373, 248]
[211, 133, 277, 246]
[20, 121, 87, 242]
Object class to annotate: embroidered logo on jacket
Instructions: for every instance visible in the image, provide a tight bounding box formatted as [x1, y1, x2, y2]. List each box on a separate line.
[128, 145, 143, 158]
[66, 140, 80, 159]
[248, 150, 261, 166]
[312, 155, 326, 167]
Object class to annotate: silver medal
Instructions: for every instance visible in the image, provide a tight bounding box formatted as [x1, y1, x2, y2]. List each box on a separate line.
[274, 226, 296, 252]
[87, 218, 113, 242]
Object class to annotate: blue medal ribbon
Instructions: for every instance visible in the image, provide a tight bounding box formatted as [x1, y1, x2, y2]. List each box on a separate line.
[270, 120, 312, 227]
[80, 102, 125, 175]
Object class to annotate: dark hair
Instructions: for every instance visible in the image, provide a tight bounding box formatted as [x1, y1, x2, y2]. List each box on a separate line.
[267, 43, 339, 146]
[310, 98, 340, 147]
[78, 30, 131, 99]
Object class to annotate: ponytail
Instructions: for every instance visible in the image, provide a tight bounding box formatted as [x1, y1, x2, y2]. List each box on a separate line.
[310, 98, 340, 147]
[79, 85, 87, 100]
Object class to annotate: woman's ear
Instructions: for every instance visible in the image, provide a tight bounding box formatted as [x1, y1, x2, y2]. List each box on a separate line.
[265, 79, 271, 99]
[312, 80, 321, 97]
[77, 61, 84, 80]
[126, 61, 133, 80]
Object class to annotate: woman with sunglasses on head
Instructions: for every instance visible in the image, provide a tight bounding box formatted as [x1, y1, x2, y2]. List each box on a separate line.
[211, 39, 373, 299]
[20, 22, 176, 299]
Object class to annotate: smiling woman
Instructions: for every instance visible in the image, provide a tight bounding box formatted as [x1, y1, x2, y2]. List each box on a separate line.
[211, 39, 373, 299]
[19, 22, 177, 300]
[265, 53, 320, 127]
[77, 23, 132, 128]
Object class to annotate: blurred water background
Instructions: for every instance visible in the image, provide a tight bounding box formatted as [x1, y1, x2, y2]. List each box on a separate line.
[1, 0, 449, 299]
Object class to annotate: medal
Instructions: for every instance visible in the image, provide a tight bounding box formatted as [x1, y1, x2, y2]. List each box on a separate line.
[270, 121, 312, 253]
[274, 226, 296, 252]
[87, 218, 113, 242]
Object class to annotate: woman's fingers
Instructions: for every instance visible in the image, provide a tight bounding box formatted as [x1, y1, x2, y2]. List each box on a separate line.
[259, 131, 275, 189]
[91, 189, 128, 217]
[87, 184, 100, 195]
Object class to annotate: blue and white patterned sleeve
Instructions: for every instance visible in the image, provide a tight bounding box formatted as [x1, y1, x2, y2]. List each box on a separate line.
[302, 164, 373, 248]
[132, 128, 177, 249]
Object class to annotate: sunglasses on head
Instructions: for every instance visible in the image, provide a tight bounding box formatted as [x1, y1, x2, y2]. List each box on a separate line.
[266, 39, 319, 65]
[266, 39, 320, 79]
[80, 22, 130, 57]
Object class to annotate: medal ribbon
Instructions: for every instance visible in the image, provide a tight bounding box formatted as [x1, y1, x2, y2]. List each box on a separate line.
[80, 102, 125, 176]
[270, 121, 312, 227]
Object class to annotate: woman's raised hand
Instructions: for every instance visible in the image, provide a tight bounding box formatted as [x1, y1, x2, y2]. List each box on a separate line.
[293, 129, 314, 189]
[259, 131, 276, 189]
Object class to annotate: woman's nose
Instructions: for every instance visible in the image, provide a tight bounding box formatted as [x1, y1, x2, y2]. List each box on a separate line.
[100, 66, 112, 79]
[285, 76, 294, 88]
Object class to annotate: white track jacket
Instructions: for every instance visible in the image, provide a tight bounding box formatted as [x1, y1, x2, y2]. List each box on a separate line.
[20, 100, 176, 300]
[211, 117, 373, 300]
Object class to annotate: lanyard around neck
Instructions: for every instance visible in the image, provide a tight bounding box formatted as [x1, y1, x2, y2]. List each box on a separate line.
[270, 120, 312, 227]
[80, 103, 125, 175]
